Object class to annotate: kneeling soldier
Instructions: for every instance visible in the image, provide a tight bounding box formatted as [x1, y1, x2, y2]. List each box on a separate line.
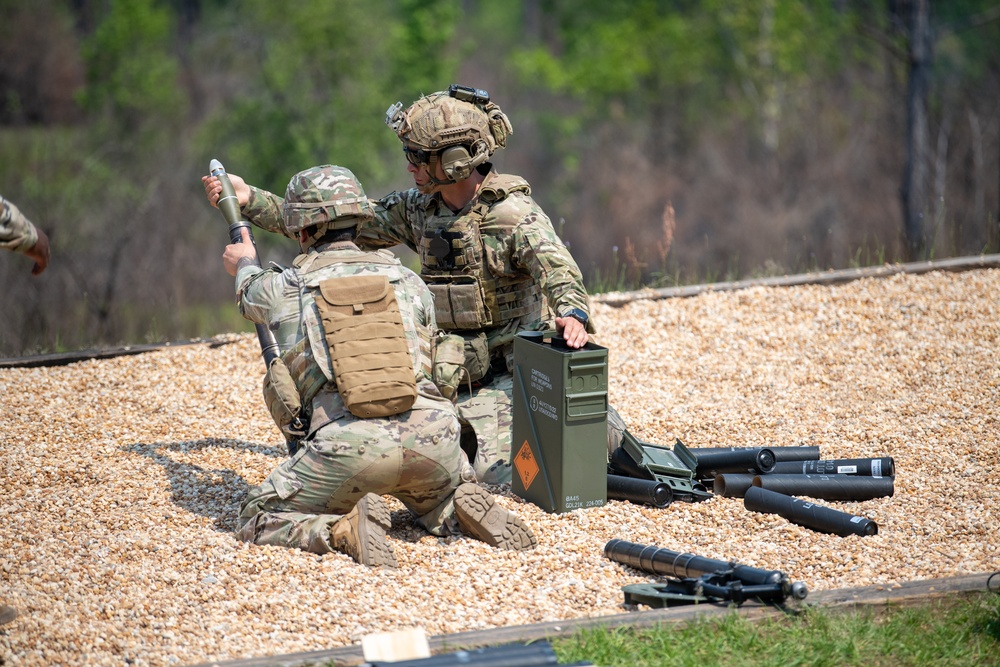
[222, 165, 536, 566]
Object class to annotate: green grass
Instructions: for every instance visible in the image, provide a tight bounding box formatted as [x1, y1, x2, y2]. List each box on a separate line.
[550, 592, 1000, 667]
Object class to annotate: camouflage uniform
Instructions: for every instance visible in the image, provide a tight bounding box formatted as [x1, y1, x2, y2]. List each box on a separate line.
[235, 88, 629, 485]
[234, 185, 468, 553]
[0, 194, 39, 256]
[241, 170, 593, 484]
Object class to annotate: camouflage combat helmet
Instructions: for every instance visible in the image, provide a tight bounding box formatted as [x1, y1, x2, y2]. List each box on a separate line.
[384, 85, 513, 171]
[282, 165, 374, 241]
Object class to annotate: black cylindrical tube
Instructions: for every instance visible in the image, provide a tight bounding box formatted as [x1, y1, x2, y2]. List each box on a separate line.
[603, 539, 786, 585]
[607, 474, 672, 508]
[713, 474, 756, 498]
[210, 159, 299, 456]
[688, 446, 820, 463]
[752, 474, 894, 501]
[766, 457, 895, 477]
[210, 159, 281, 368]
[608, 446, 655, 480]
[743, 486, 878, 537]
[691, 447, 777, 477]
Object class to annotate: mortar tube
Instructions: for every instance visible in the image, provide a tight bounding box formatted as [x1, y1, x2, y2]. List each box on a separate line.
[744, 486, 878, 537]
[713, 473, 756, 498]
[607, 474, 672, 508]
[603, 539, 787, 586]
[752, 474, 894, 501]
[766, 457, 895, 477]
[692, 447, 777, 477]
[688, 445, 820, 463]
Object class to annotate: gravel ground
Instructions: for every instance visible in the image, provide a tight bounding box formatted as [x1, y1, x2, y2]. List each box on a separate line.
[1, 269, 998, 666]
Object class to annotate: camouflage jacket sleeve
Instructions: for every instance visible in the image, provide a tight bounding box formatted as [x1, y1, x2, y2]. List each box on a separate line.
[242, 186, 296, 239]
[505, 194, 596, 333]
[0, 195, 39, 255]
[235, 264, 287, 327]
[358, 191, 423, 253]
[242, 184, 421, 253]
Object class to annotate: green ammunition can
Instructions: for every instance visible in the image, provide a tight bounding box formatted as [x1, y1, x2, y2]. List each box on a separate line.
[510, 331, 609, 513]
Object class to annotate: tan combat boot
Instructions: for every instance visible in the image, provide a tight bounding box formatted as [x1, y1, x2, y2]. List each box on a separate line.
[453, 483, 537, 551]
[329, 493, 398, 568]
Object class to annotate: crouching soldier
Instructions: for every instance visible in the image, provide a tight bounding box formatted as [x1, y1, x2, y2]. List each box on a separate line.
[221, 165, 536, 567]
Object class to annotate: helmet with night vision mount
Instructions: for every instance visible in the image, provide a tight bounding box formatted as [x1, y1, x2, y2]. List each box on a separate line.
[385, 84, 513, 182]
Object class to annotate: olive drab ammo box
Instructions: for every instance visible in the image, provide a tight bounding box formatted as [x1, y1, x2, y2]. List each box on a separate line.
[511, 331, 608, 513]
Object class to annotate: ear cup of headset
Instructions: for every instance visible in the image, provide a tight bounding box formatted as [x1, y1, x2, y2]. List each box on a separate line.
[441, 142, 490, 180]
[440, 146, 472, 180]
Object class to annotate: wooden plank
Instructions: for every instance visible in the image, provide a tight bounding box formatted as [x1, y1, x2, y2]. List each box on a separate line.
[186, 571, 997, 667]
[0, 337, 238, 369]
[594, 254, 1000, 307]
[808, 572, 993, 608]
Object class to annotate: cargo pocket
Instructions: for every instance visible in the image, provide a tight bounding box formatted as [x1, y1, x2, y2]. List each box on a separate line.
[269, 465, 304, 501]
[262, 357, 303, 432]
[432, 332, 468, 400]
[428, 278, 494, 330]
[462, 332, 491, 383]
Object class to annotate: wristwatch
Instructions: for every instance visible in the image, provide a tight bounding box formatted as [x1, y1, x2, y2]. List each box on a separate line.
[561, 308, 589, 327]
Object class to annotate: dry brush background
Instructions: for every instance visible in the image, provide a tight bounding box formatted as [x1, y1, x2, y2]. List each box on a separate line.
[1, 269, 998, 666]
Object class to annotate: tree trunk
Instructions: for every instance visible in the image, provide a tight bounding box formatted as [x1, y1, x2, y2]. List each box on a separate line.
[967, 110, 988, 248]
[932, 110, 950, 237]
[900, 0, 933, 259]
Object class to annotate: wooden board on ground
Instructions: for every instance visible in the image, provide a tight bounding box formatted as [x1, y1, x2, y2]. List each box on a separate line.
[188, 572, 997, 667]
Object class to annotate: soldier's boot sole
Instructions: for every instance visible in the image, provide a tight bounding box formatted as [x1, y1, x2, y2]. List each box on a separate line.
[454, 483, 537, 551]
[330, 493, 398, 568]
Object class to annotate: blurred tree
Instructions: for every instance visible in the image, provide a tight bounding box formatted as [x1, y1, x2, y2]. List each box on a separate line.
[198, 0, 460, 197]
[66, 0, 189, 340]
[506, 0, 860, 279]
[511, 0, 850, 164]
[386, 0, 461, 102]
[78, 0, 186, 140]
[0, 0, 85, 125]
[858, 0, 1000, 259]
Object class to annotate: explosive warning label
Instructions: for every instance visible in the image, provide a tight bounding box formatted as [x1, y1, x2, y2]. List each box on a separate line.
[514, 440, 540, 490]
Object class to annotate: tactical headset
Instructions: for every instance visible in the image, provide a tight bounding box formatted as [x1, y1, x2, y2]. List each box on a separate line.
[386, 84, 511, 184]
[439, 139, 490, 181]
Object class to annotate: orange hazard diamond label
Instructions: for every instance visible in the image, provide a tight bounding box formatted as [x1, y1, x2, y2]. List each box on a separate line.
[514, 440, 540, 490]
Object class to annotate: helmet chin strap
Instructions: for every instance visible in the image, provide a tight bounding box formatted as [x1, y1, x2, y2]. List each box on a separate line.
[418, 154, 458, 194]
